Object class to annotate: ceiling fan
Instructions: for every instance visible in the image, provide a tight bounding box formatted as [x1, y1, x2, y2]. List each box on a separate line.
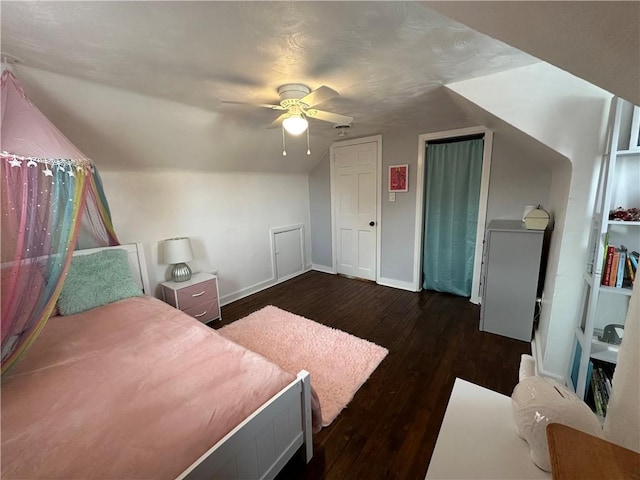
[224, 84, 354, 135]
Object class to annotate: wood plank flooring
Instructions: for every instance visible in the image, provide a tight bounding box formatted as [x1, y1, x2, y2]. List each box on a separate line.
[215, 271, 531, 480]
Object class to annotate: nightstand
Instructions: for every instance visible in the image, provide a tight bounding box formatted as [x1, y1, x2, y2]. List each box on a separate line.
[547, 423, 639, 479]
[161, 272, 221, 323]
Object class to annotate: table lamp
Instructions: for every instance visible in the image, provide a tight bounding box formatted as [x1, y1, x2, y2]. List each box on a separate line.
[163, 237, 194, 282]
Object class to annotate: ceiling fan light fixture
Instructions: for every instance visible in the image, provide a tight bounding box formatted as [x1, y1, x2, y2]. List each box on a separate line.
[282, 114, 308, 135]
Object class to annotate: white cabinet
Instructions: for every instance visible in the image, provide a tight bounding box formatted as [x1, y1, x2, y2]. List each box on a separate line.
[480, 220, 545, 342]
[570, 97, 640, 410]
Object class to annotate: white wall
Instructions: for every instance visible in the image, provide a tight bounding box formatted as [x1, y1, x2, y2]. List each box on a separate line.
[379, 128, 424, 285]
[309, 151, 333, 270]
[307, 123, 554, 289]
[11, 64, 329, 174]
[535, 158, 572, 369]
[486, 133, 551, 221]
[448, 62, 611, 378]
[100, 170, 311, 303]
[378, 126, 553, 286]
[7, 65, 315, 305]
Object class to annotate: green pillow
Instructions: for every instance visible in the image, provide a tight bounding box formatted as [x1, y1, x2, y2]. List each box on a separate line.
[58, 248, 143, 316]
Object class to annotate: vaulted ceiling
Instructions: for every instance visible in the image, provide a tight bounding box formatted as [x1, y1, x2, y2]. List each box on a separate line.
[1, 1, 637, 172]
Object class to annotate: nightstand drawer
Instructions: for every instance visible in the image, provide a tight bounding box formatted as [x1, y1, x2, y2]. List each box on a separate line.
[176, 279, 217, 310]
[161, 272, 222, 322]
[183, 298, 219, 323]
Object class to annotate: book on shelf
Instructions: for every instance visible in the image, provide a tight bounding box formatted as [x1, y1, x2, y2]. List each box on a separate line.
[602, 245, 615, 286]
[585, 360, 593, 395]
[619, 245, 636, 287]
[609, 249, 620, 286]
[595, 231, 609, 276]
[590, 368, 606, 417]
[601, 244, 637, 288]
[626, 254, 635, 284]
[600, 232, 610, 276]
[587, 360, 615, 418]
[616, 250, 626, 287]
[604, 375, 612, 398]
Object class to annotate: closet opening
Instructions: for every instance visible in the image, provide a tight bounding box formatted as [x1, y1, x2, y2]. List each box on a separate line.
[412, 127, 493, 303]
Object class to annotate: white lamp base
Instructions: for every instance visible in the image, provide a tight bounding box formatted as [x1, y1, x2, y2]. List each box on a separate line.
[171, 263, 192, 282]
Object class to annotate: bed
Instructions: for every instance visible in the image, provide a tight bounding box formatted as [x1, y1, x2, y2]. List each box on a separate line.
[1, 243, 318, 479]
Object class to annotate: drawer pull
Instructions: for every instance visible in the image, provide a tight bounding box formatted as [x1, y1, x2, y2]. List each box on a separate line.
[191, 291, 205, 297]
[194, 311, 207, 318]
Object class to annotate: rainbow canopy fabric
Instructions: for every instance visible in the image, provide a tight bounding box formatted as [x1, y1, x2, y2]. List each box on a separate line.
[1, 70, 119, 373]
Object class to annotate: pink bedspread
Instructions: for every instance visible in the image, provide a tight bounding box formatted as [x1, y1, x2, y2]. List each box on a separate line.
[1, 296, 305, 479]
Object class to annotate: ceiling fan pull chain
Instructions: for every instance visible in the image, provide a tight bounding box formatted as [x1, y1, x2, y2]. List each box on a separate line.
[306, 126, 311, 155]
[282, 125, 287, 156]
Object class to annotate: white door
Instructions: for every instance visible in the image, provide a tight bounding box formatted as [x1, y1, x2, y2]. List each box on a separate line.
[333, 141, 378, 280]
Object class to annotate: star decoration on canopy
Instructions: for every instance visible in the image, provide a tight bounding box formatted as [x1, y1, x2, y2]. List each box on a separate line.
[1, 152, 94, 178]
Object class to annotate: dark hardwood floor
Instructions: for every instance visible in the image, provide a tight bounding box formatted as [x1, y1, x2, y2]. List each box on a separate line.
[215, 271, 531, 480]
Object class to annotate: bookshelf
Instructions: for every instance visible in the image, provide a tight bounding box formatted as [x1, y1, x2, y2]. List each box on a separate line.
[569, 97, 640, 419]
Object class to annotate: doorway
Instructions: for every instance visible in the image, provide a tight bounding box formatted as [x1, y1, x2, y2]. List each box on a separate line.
[413, 127, 493, 303]
[330, 135, 382, 281]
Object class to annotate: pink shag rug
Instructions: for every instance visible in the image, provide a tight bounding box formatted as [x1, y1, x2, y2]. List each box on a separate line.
[218, 306, 388, 427]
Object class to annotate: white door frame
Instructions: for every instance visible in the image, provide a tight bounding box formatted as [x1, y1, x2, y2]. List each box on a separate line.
[412, 127, 493, 303]
[329, 134, 382, 282]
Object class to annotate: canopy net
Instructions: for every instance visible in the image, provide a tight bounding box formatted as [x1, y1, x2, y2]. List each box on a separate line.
[1, 70, 119, 373]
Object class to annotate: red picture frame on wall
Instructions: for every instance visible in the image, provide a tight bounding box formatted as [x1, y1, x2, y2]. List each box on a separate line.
[389, 164, 408, 192]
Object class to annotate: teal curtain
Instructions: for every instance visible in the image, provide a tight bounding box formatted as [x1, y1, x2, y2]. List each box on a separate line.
[422, 138, 483, 297]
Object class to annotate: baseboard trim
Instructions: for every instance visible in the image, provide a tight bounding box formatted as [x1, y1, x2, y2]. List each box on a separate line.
[377, 276, 417, 292]
[220, 277, 276, 306]
[531, 330, 565, 383]
[220, 267, 312, 306]
[276, 265, 312, 285]
[312, 264, 336, 274]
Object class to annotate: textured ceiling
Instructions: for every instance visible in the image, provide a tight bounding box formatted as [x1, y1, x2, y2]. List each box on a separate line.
[427, 1, 640, 107]
[1, 1, 537, 119]
[1, 1, 541, 172]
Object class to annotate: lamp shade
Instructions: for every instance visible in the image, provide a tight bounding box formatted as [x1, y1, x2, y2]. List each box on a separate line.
[283, 115, 308, 135]
[163, 237, 194, 264]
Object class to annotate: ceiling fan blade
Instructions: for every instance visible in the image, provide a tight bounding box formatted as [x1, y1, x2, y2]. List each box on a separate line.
[221, 101, 286, 110]
[305, 109, 353, 125]
[299, 86, 338, 108]
[267, 112, 289, 129]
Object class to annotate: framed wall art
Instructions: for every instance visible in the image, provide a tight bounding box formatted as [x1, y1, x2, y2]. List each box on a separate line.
[389, 164, 408, 192]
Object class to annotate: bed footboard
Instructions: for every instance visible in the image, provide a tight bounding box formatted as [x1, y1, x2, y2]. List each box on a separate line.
[177, 370, 313, 480]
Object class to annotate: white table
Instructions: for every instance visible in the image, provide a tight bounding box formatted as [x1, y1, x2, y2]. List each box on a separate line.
[425, 378, 550, 479]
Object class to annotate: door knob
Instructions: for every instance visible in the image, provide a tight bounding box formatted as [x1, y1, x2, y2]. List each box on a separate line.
[369, 221, 376, 227]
